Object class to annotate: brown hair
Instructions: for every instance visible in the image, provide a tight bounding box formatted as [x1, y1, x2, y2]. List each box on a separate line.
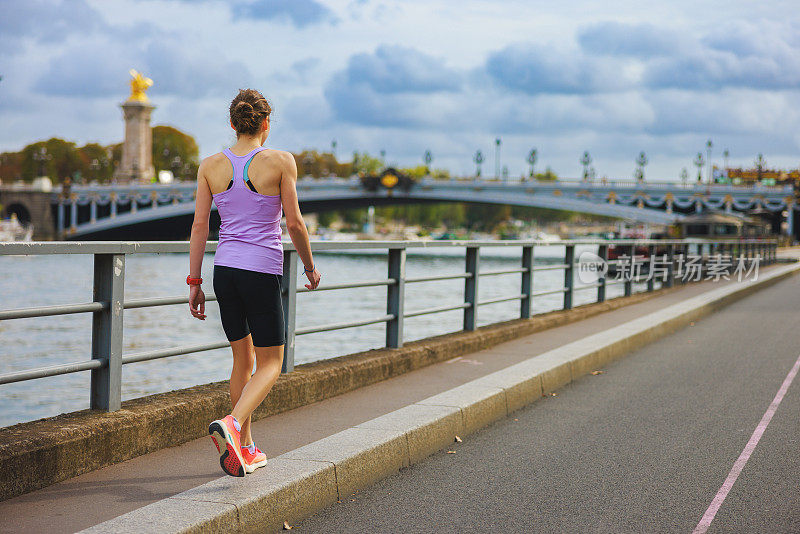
[229, 89, 272, 137]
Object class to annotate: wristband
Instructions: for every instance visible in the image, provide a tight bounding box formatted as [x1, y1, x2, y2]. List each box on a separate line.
[186, 275, 203, 286]
[304, 264, 315, 273]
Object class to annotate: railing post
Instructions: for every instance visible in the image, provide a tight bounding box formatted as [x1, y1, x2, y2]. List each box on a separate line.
[666, 243, 675, 288]
[90, 253, 125, 411]
[647, 244, 655, 292]
[70, 195, 78, 232]
[464, 246, 480, 331]
[520, 245, 533, 318]
[281, 250, 297, 373]
[90, 197, 97, 224]
[564, 244, 574, 309]
[57, 200, 65, 236]
[624, 243, 634, 296]
[597, 243, 608, 302]
[386, 247, 406, 348]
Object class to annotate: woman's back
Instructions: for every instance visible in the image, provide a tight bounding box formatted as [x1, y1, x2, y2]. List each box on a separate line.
[210, 147, 284, 275]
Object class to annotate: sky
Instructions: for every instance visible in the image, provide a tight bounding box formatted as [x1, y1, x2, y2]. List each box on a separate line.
[1, 0, 799, 180]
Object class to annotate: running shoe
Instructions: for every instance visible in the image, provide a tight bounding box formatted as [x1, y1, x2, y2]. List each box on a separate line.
[208, 415, 245, 477]
[241, 444, 268, 474]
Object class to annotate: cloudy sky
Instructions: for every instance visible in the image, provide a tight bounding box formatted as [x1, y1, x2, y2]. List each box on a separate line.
[1, 0, 799, 180]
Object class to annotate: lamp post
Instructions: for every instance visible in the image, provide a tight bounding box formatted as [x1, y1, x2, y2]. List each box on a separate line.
[693, 153, 705, 183]
[706, 139, 713, 183]
[580, 151, 592, 180]
[424, 150, 432, 175]
[526, 148, 537, 181]
[170, 156, 182, 180]
[474, 150, 484, 179]
[494, 138, 501, 179]
[90, 159, 100, 182]
[331, 139, 337, 158]
[33, 147, 50, 178]
[303, 153, 314, 178]
[635, 151, 648, 183]
[680, 167, 688, 185]
[723, 149, 730, 176]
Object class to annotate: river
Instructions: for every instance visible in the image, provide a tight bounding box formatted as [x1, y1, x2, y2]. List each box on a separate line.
[0, 244, 647, 427]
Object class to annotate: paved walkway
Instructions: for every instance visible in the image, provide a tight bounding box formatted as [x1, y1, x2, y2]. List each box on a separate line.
[297, 262, 800, 533]
[1, 248, 798, 533]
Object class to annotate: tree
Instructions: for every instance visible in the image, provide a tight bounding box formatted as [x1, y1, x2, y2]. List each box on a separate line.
[351, 151, 384, 174]
[755, 153, 766, 182]
[534, 166, 558, 181]
[152, 125, 199, 180]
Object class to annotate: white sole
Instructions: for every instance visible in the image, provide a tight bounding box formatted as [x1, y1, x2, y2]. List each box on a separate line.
[244, 458, 268, 474]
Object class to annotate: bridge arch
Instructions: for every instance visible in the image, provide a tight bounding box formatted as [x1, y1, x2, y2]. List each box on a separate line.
[3, 202, 32, 225]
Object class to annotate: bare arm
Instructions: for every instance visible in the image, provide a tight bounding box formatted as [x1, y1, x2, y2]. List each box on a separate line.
[188, 162, 212, 319]
[280, 152, 320, 289]
[189, 161, 212, 276]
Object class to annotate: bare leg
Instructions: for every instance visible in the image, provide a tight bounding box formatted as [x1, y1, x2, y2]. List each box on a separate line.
[230, 344, 284, 427]
[229, 335, 255, 446]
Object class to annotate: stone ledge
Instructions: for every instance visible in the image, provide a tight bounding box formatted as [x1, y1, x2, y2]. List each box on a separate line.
[0, 278, 730, 502]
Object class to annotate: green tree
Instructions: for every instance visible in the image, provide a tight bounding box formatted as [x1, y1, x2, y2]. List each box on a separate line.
[534, 166, 558, 181]
[153, 125, 200, 180]
[352, 151, 384, 174]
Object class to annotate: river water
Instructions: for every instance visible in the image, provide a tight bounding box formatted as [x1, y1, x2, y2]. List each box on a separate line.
[0, 244, 648, 428]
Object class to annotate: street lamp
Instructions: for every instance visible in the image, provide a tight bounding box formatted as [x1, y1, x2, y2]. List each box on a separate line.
[171, 156, 182, 179]
[526, 148, 537, 181]
[424, 150, 432, 174]
[580, 151, 592, 180]
[90, 159, 100, 182]
[635, 151, 648, 183]
[693, 153, 705, 183]
[494, 138, 501, 179]
[680, 167, 688, 185]
[303, 153, 314, 177]
[706, 139, 713, 183]
[474, 150, 484, 178]
[33, 147, 50, 178]
[331, 139, 337, 158]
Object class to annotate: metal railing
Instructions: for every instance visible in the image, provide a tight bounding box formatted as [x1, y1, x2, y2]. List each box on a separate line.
[0, 238, 778, 413]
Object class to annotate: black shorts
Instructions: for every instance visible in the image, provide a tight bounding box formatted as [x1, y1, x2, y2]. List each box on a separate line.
[213, 265, 286, 347]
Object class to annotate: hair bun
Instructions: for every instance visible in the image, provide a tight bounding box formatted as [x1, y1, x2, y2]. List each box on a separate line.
[229, 88, 272, 137]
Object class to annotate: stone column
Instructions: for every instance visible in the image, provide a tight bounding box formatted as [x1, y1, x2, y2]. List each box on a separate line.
[116, 101, 155, 183]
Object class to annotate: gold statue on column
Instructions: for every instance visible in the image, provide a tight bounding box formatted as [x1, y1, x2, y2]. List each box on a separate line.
[128, 69, 153, 103]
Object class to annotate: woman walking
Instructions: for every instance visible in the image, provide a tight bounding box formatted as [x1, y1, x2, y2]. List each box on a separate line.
[187, 89, 320, 477]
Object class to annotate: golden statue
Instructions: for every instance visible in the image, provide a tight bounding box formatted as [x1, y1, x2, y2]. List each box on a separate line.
[128, 69, 153, 102]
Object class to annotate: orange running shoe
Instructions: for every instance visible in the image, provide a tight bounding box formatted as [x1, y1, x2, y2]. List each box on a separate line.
[241, 444, 268, 474]
[208, 415, 245, 477]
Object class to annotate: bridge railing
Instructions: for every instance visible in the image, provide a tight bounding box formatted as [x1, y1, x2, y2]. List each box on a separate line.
[0, 238, 778, 413]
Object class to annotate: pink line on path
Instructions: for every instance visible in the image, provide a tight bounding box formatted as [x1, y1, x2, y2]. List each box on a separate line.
[693, 352, 800, 534]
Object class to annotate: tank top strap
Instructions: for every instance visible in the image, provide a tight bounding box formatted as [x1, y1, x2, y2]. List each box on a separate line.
[243, 147, 269, 183]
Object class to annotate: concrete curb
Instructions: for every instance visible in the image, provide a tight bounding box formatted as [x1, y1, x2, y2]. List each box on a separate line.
[81, 262, 800, 534]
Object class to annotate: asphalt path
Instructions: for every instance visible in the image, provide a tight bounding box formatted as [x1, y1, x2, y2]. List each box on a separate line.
[297, 273, 800, 533]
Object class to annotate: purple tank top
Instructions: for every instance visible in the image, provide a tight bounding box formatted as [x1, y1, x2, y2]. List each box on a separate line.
[212, 147, 283, 275]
